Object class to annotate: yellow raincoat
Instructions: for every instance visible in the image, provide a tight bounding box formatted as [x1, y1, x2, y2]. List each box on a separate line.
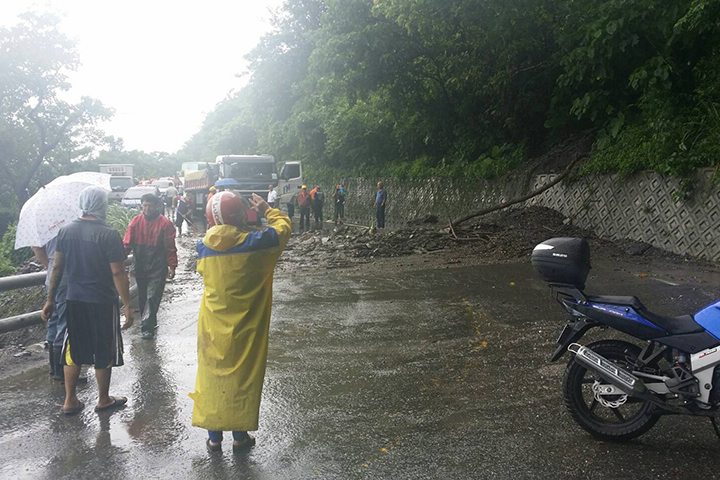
[190, 208, 291, 431]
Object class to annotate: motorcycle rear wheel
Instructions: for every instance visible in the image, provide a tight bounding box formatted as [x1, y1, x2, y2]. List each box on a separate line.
[562, 340, 660, 441]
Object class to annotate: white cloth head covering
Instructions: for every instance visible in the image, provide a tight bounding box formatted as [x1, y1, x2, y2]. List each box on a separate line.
[78, 186, 108, 220]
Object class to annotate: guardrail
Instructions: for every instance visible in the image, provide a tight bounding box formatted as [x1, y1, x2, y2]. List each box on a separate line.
[0, 256, 136, 334]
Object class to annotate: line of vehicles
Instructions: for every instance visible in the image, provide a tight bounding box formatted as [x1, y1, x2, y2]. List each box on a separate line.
[101, 155, 304, 215]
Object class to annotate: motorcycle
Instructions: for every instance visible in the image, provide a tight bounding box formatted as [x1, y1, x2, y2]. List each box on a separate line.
[533, 237, 720, 441]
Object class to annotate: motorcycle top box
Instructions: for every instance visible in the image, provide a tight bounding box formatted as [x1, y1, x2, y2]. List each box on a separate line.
[531, 237, 590, 289]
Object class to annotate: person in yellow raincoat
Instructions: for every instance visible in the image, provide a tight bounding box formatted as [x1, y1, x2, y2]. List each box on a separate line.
[190, 192, 291, 453]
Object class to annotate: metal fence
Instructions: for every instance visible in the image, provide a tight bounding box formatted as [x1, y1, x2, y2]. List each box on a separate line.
[0, 257, 136, 335]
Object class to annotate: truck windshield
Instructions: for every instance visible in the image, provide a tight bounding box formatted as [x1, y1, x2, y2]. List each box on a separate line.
[228, 162, 276, 181]
[125, 187, 157, 199]
[110, 177, 134, 191]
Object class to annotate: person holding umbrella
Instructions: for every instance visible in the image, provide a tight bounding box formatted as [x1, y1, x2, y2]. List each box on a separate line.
[41, 186, 133, 415]
[16, 172, 114, 384]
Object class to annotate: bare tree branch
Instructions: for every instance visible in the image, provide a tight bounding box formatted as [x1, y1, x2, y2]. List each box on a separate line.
[451, 153, 586, 228]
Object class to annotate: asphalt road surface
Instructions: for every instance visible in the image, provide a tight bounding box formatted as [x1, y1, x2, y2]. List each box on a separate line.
[2, 239, 720, 479]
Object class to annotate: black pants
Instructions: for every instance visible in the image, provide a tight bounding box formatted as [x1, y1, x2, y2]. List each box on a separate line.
[376, 205, 385, 228]
[287, 203, 295, 218]
[313, 206, 323, 224]
[136, 276, 167, 334]
[334, 203, 344, 222]
[300, 207, 311, 230]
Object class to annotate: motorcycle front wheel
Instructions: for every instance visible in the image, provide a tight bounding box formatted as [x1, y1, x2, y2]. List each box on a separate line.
[562, 340, 660, 441]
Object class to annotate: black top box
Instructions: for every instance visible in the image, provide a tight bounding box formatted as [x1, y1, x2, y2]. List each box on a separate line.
[531, 237, 591, 289]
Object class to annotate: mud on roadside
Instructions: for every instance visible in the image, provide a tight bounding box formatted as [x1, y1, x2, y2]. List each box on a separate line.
[276, 206, 718, 279]
[2, 205, 718, 380]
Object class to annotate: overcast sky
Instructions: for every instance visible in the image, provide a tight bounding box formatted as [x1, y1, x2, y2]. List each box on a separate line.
[0, 0, 284, 153]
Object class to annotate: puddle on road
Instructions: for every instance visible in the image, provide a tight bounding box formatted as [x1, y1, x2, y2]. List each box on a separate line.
[2, 242, 720, 479]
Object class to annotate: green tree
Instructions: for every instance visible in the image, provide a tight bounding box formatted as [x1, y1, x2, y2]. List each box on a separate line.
[0, 12, 112, 207]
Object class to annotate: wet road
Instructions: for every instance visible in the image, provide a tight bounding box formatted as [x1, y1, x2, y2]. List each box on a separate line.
[2, 240, 720, 479]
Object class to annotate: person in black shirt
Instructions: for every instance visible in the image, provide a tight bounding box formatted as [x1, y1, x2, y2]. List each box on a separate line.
[42, 186, 133, 415]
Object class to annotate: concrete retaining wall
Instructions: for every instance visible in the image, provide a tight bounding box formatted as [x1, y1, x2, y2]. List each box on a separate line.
[306, 168, 720, 262]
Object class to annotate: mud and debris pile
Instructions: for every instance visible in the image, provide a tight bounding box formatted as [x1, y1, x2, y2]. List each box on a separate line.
[278, 205, 697, 272]
[279, 206, 599, 270]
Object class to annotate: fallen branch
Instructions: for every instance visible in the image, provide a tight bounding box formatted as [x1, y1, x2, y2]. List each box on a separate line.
[452, 237, 488, 242]
[451, 153, 586, 228]
[448, 218, 459, 240]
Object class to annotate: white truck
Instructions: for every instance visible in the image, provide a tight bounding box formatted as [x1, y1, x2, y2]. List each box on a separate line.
[215, 155, 303, 209]
[100, 164, 135, 202]
[99, 164, 134, 178]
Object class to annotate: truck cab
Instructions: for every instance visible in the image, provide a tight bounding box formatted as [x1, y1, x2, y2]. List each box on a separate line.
[215, 155, 303, 212]
[277, 162, 303, 207]
[216, 155, 277, 195]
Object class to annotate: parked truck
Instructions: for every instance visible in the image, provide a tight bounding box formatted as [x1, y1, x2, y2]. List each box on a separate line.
[215, 155, 303, 209]
[182, 162, 218, 214]
[182, 155, 303, 217]
[99, 164, 135, 202]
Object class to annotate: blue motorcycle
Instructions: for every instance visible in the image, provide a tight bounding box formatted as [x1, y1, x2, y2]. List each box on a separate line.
[533, 237, 720, 441]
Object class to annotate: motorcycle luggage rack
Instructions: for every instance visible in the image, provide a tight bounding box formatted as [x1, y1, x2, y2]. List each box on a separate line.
[549, 283, 587, 304]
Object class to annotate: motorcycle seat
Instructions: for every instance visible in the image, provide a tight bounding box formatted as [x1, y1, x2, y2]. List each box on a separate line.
[586, 295, 645, 310]
[586, 295, 703, 335]
[636, 311, 703, 335]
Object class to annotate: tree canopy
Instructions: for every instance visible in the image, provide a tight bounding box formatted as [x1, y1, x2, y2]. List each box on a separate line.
[181, 0, 720, 183]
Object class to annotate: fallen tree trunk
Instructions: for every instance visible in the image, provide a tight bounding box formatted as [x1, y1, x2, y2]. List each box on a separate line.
[451, 154, 586, 228]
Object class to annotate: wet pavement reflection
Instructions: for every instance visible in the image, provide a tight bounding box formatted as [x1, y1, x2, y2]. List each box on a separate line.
[2, 243, 720, 478]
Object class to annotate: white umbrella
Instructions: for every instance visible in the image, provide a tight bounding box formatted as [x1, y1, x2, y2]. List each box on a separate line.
[14, 172, 112, 249]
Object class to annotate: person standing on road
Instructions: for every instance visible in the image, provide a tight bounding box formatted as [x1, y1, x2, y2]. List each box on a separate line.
[312, 185, 325, 227]
[297, 185, 312, 232]
[123, 194, 178, 340]
[287, 194, 295, 219]
[333, 184, 345, 225]
[176, 192, 192, 237]
[267, 184, 278, 209]
[164, 184, 178, 217]
[375, 182, 387, 229]
[41, 186, 133, 416]
[32, 239, 86, 384]
[206, 186, 216, 207]
[190, 192, 291, 453]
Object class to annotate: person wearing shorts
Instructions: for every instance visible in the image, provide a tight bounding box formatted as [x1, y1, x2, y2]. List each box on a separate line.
[42, 186, 134, 416]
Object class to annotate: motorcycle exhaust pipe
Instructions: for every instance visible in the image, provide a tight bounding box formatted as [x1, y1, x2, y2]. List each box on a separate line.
[568, 343, 647, 396]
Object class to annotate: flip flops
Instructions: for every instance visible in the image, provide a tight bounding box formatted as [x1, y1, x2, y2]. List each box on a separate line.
[232, 434, 256, 453]
[94, 396, 128, 412]
[206, 439, 222, 453]
[61, 401, 84, 416]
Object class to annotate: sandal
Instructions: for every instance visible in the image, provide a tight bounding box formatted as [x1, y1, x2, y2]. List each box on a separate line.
[61, 401, 84, 416]
[94, 396, 128, 412]
[206, 439, 222, 453]
[232, 434, 256, 453]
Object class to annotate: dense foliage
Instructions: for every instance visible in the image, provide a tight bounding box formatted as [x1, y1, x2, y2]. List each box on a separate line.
[0, 13, 182, 238]
[181, 0, 720, 182]
[106, 203, 137, 236]
[0, 223, 32, 276]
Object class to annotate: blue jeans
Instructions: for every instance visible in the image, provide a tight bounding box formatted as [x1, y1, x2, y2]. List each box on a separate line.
[46, 280, 67, 348]
[376, 204, 386, 228]
[208, 431, 249, 443]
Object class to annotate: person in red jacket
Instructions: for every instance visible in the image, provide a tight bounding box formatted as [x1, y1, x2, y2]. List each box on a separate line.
[123, 194, 178, 339]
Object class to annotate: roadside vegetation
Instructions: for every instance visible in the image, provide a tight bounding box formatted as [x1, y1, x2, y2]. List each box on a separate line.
[2, 1, 719, 242]
[181, 0, 720, 186]
[0, 13, 184, 239]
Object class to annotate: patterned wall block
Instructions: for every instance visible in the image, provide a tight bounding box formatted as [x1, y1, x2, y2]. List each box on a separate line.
[313, 168, 719, 261]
